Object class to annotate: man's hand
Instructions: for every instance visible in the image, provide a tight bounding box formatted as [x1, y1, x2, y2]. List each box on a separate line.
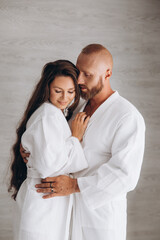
[20, 143, 30, 163]
[35, 175, 80, 199]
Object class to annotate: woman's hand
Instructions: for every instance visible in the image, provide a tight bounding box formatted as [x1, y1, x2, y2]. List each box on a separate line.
[71, 112, 90, 141]
[20, 143, 30, 163]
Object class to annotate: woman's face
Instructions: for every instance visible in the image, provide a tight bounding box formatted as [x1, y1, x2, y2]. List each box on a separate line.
[49, 76, 76, 110]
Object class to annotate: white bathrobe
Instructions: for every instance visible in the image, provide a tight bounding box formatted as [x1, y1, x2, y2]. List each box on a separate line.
[13, 102, 88, 240]
[71, 91, 145, 240]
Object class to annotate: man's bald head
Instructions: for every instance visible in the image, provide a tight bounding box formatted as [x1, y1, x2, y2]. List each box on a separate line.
[76, 44, 114, 100]
[80, 44, 113, 70]
[81, 44, 107, 54]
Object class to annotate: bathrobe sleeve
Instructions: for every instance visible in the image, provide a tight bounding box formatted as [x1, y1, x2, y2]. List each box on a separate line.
[21, 113, 88, 178]
[77, 112, 145, 209]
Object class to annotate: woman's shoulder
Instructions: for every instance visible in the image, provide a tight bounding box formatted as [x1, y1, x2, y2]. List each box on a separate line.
[42, 102, 61, 114]
[27, 102, 63, 128]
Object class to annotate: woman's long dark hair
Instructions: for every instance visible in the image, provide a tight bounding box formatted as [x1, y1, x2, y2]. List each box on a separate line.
[8, 60, 80, 200]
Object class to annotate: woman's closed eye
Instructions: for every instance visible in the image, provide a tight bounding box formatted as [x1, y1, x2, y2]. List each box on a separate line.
[55, 90, 62, 93]
[68, 90, 75, 94]
[55, 90, 75, 94]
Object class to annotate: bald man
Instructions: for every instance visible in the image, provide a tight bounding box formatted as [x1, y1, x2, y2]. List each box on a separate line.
[23, 44, 145, 240]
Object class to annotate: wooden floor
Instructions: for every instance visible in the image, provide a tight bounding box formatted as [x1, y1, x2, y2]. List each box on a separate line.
[0, 0, 160, 239]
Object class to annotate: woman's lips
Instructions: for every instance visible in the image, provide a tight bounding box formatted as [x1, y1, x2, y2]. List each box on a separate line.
[58, 101, 68, 106]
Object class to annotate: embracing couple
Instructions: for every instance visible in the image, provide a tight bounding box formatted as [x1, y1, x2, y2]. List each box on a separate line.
[9, 44, 145, 240]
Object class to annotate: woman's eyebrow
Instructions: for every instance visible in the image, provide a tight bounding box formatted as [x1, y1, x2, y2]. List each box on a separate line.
[53, 86, 75, 90]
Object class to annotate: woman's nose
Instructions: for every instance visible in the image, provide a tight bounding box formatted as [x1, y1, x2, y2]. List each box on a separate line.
[61, 92, 68, 100]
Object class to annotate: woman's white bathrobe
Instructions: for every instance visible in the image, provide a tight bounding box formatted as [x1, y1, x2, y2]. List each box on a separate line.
[13, 102, 88, 240]
[70, 91, 145, 240]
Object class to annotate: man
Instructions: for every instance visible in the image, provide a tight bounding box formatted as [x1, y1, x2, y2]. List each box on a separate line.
[21, 44, 145, 240]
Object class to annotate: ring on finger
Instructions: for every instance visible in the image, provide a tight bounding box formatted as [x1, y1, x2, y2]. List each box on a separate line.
[51, 188, 54, 193]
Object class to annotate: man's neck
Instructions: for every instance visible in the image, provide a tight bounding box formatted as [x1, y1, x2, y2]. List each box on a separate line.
[84, 88, 114, 116]
[89, 88, 114, 108]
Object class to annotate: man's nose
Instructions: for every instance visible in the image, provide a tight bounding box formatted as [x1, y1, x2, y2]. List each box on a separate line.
[78, 72, 85, 84]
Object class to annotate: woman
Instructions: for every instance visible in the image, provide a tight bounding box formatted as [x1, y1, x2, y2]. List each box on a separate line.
[8, 60, 89, 240]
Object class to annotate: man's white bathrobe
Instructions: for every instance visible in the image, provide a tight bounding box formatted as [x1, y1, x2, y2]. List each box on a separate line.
[14, 102, 88, 240]
[71, 91, 145, 240]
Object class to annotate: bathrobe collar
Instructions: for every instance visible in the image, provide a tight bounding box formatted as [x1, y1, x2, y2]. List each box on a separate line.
[79, 91, 119, 127]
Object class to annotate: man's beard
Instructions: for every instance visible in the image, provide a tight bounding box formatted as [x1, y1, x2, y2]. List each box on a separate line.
[80, 78, 103, 100]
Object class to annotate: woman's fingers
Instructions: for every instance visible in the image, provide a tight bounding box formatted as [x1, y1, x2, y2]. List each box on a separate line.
[20, 144, 28, 154]
[79, 114, 87, 122]
[71, 112, 90, 141]
[74, 112, 88, 122]
[23, 158, 28, 164]
[20, 143, 30, 163]
[74, 112, 85, 120]
[84, 116, 90, 127]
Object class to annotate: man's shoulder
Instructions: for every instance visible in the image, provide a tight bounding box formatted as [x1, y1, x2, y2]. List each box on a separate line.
[115, 93, 145, 123]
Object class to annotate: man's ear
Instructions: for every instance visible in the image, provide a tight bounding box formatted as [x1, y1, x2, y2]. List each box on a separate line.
[105, 69, 112, 79]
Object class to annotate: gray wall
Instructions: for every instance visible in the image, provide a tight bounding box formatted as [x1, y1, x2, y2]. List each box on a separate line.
[0, 0, 160, 239]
